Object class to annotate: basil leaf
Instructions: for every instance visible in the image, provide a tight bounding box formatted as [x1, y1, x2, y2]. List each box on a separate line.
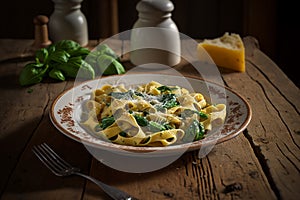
[85, 51, 100, 73]
[54, 40, 81, 52]
[96, 54, 113, 74]
[47, 44, 56, 54]
[112, 59, 126, 74]
[96, 54, 125, 75]
[48, 50, 70, 64]
[78, 59, 95, 79]
[96, 44, 119, 60]
[69, 47, 90, 58]
[49, 68, 65, 81]
[19, 40, 96, 86]
[19, 63, 48, 86]
[57, 56, 95, 79]
[35, 48, 48, 64]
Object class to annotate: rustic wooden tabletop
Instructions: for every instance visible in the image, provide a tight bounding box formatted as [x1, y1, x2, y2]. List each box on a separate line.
[0, 37, 299, 200]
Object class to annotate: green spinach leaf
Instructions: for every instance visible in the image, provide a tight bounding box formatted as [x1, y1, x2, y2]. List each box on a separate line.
[101, 116, 115, 129]
[181, 109, 208, 120]
[157, 85, 177, 93]
[148, 121, 166, 132]
[133, 115, 149, 127]
[183, 120, 205, 142]
[159, 94, 179, 109]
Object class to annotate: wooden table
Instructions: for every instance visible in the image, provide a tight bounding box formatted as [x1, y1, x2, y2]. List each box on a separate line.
[0, 37, 299, 200]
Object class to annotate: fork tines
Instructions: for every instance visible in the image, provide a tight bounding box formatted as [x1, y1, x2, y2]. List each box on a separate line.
[32, 143, 73, 176]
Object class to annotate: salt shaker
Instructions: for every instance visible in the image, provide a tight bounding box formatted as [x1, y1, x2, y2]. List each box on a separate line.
[49, 0, 88, 46]
[130, 0, 181, 67]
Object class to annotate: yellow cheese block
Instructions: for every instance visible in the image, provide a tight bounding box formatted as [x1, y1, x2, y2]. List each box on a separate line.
[197, 32, 245, 72]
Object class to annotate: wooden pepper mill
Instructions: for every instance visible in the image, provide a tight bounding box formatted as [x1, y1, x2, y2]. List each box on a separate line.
[33, 15, 52, 48]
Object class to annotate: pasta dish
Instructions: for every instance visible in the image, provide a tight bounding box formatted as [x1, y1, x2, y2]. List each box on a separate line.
[80, 81, 226, 147]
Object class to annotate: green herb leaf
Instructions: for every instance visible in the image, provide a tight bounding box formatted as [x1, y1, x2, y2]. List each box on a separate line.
[69, 47, 90, 58]
[163, 123, 174, 130]
[181, 109, 208, 120]
[194, 122, 205, 141]
[53, 40, 81, 52]
[133, 115, 149, 127]
[96, 54, 125, 75]
[19, 40, 121, 86]
[183, 120, 205, 142]
[159, 94, 179, 109]
[96, 44, 119, 60]
[119, 131, 128, 137]
[85, 51, 100, 73]
[48, 49, 70, 64]
[148, 121, 166, 132]
[19, 63, 48, 86]
[57, 56, 95, 79]
[47, 44, 56, 54]
[113, 59, 126, 74]
[101, 116, 115, 129]
[85, 44, 125, 76]
[35, 48, 48, 64]
[49, 68, 65, 81]
[157, 85, 177, 93]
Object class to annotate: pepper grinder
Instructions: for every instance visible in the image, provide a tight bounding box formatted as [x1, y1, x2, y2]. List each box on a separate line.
[49, 0, 88, 46]
[130, 0, 181, 67]
[32, 15, 52, 48]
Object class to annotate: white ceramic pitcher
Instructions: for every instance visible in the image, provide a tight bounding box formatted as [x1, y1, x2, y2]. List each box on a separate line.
[49, 0, 88, 46]
[130, 0, 181, 68]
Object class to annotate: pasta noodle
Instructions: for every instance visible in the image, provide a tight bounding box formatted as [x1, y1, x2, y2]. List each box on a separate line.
[80, 81, 226, 147]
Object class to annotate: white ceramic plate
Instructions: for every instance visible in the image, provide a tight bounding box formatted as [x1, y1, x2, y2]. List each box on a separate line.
[50, 74, 252, 154]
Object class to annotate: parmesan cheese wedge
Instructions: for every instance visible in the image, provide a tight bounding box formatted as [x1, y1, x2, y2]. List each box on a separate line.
[197, 32, 245, 72]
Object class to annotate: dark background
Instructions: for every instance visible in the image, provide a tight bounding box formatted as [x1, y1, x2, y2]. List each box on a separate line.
[0, 0, 298, 87]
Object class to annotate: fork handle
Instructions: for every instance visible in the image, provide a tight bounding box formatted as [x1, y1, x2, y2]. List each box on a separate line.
[74, 172, 138, 200]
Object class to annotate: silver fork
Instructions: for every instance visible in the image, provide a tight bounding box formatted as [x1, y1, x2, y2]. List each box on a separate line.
[32, 143, 138, 200]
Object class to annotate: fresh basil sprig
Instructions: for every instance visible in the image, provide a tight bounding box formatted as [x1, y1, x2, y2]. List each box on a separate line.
[86, 44, 125, 75]
[19, 40, 93, 86]
[57, 56, 95, 79]
[19, 40, 126, 86]
[19, 63, 49, 86]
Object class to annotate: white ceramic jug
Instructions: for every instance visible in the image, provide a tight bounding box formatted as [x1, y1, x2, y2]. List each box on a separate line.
[130, 0, 181, 67]
[49, 0, 88, 46]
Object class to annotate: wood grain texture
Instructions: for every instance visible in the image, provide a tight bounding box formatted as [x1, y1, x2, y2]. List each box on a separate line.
[81, 38, 276, 200]
[222, 37, 300, 199]
[0, 40, 38, 194]
[0, 38, 299, 200]
[0, 40, 92, 199]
